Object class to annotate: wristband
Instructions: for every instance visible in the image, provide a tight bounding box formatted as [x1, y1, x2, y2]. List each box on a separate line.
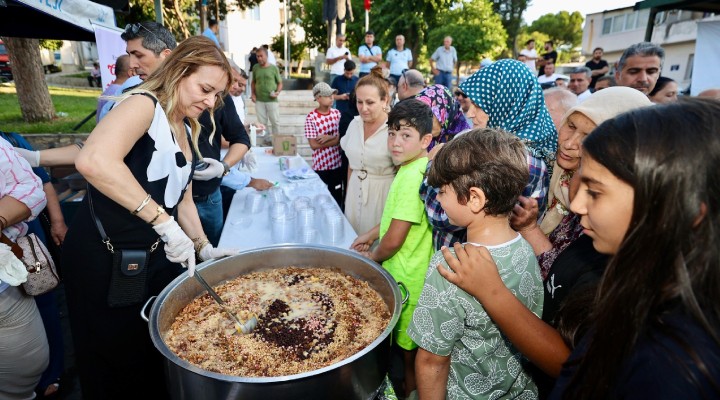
[221, 160, 230, 176]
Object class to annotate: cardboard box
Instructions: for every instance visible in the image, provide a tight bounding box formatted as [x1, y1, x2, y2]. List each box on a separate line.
[272, 135, 297, 156]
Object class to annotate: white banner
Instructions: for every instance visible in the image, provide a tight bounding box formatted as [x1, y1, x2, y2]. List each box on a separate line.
[14, 0, 115, 34]
[93, 24, 126, 90]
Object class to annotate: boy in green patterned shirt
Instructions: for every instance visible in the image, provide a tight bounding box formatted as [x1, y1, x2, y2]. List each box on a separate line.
[350, 99, 434, 398]
[407, 128, 544, 399]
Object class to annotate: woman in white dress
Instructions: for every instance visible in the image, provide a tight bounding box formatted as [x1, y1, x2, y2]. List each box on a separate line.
[340, 66, 395, 234]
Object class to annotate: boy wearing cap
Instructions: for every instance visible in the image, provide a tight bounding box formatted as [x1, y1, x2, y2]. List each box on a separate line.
[358, 30, 382, 77]
[305, 82, 344, 206]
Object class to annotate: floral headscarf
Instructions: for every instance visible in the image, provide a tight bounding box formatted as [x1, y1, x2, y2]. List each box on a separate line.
[414, 84, 471, 150]
[459, 59, 557, 162]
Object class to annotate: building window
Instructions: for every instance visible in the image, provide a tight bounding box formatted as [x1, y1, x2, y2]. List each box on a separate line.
[250, 6, 260, 20]
[684, 54, 694, 81]
[603, 17, 613, 35]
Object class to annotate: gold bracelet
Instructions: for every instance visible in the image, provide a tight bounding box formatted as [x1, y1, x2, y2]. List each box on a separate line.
[148, 206, 166, 225]
[194, 239, 210, 254]
[132, 194, 152, 215]
[0, 215, 7, 231]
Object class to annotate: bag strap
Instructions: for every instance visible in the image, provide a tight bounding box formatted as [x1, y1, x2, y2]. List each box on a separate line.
[0, 231, 23, 259]
[87, 187, 168, 254]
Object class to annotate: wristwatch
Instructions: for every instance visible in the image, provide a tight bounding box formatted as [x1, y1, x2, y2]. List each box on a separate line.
[221, 161, 230, 176]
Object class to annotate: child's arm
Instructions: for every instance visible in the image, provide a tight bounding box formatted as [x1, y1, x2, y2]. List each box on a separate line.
[367, 219, 411, 263]
[438, 243, 570, 377]
[315, 134, 339, 148]
[415, 348, 450, 400]
[351, 224, 380, 252]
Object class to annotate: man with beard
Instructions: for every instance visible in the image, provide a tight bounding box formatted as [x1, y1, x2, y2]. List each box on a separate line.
[615, 42, 664, 95]
[585, 47, 609, 89]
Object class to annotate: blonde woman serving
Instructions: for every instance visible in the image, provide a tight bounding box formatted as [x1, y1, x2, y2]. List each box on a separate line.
[340, 66, 395, 234]
[62, 36, 239, 399]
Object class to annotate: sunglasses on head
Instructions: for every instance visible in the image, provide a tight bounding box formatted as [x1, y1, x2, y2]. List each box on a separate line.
[124, 23, 168, 48]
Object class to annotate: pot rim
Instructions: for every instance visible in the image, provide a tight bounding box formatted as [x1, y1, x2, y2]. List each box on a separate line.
[148, 244, 402, 383]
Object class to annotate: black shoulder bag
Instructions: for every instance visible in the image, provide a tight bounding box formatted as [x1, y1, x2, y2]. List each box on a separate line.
[88, 189, 163, 308]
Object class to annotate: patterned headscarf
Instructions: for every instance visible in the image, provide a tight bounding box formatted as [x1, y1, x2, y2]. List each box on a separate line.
[459, 59, 557, 162]
[414, 84, 471, 150]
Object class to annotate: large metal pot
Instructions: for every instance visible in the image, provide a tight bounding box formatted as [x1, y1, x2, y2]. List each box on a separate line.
[144, 244, 403, 400]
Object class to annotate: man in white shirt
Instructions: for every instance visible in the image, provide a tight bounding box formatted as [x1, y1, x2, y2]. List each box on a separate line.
[568, 67, 593, 102]
[519, 39, 538, 71]
[325, 34, 352, 83]
[386, 34, 413, 84]
[537, 63, 561, 85]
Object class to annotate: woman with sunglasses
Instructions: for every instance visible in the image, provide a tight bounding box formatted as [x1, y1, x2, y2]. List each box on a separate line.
[61, 36, 238, 399]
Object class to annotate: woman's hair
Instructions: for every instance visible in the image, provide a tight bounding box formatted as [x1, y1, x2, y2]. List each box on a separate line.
[130, 36, 232, 155]
[427, 128, 529, 216]
[648, 76, 676, 97]
[563, 98, 720, 399]
[355, 65, 389, 103]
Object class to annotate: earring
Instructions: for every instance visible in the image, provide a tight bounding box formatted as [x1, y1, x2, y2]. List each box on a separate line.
[383, 105, 391, 113]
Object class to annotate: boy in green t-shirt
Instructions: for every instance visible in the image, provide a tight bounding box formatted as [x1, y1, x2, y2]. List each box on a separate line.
[350, 99, 434, 398]
[407, 128, 544, 399]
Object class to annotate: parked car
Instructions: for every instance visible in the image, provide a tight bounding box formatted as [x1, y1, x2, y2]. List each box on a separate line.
[0, 40, 12, 82]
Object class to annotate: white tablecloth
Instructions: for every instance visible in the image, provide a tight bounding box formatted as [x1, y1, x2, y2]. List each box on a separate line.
[218, 148, 357, 250]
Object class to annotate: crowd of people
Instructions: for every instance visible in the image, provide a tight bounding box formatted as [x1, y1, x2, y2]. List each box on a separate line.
[1, 19, 720, 400]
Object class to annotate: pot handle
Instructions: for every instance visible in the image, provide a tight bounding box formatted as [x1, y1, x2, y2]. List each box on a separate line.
[397, 281, 409, 304]
[140, 296, 157, 322]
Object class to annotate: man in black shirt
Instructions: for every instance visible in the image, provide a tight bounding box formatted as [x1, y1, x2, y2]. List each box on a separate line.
[537, 40, 558, 76]
[192, 84, 251, 246]
[585, 47, 609, 89]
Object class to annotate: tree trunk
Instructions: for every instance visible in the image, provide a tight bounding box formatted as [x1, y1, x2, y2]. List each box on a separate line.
[2, 37, 55, 122]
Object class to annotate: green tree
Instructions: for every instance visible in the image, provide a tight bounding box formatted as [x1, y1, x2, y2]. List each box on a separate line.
[489, 0, 529, 57]
[527, 11, 584, 49]
[428, 0, 507, 72]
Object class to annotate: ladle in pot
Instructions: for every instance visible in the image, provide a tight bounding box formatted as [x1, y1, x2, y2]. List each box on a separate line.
[193, 270, 257, 334]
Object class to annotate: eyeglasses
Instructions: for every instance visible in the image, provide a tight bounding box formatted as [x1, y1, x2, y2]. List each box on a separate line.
[124, 23, 168, 49]
[454, 90, 467, 98]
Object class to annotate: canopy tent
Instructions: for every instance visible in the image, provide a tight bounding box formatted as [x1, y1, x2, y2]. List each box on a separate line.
[635, 0, 720, 41]
[0, 0, 121, 41]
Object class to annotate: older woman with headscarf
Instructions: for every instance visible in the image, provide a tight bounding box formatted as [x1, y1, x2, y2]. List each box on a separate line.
[413, 84, 471, 152]
[420, 59, 556, 250]
[511, 87, 653, 279]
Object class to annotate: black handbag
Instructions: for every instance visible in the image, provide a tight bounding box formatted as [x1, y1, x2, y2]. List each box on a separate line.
[88, 190, 161, 308]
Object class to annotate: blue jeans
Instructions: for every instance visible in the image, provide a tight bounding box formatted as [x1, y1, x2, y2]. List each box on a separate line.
[434, 70, 453, 88]
[194, 187, 223, 246]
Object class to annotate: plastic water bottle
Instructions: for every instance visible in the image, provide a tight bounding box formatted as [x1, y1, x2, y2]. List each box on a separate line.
[249, 124, 257, 147]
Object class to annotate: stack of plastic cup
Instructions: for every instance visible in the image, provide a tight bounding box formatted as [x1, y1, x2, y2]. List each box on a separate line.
[297, 206, 316, 230]
[270, 203, 296, 243]
[323, 208, 345, 243]
[244, 191, 265, 213]
[314, 194, 333, 207]
[268, 186, 287, 203]
[292, 196, 312, 211]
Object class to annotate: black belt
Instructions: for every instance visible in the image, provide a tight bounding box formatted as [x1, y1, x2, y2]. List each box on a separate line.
[193, 194, 210, 203]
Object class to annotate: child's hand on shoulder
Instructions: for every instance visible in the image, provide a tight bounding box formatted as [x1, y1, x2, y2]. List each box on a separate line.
[438, 243, 504, 302]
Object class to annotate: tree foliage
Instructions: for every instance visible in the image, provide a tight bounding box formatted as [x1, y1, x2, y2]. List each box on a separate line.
[527, 11, 584, 49]
[428, 0, 507, 67]
[489, 0, 529, 57]
[39, 40, 63, 51]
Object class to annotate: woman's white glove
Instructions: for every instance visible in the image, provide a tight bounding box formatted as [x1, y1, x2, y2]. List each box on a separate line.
[14, 148, 40, 167]
[152, 218, 196, 276]
[198, 243, 240, 262]
[239, 152, 257, 171]
[192, 157, 225, 181]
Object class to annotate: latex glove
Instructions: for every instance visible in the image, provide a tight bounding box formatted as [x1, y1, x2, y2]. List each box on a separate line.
[192, 157, 225, 181]
[14, 147, 40, 167]
[198, 243, 240, 262]
[240, 152, 257, 171]
[152, 218, 196, 276]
